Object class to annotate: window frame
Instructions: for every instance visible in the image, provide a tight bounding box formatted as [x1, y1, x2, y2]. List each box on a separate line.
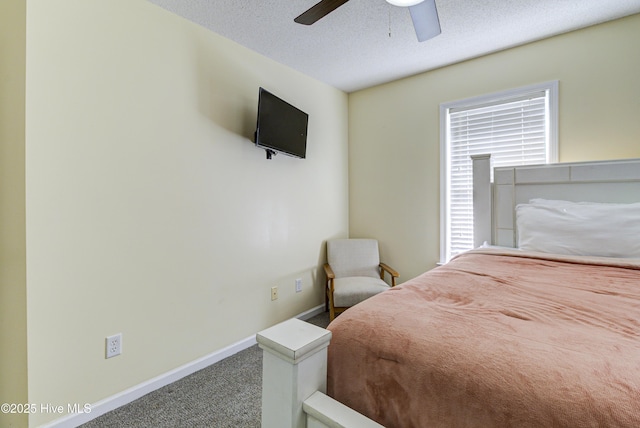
[439, 81, 559, 264]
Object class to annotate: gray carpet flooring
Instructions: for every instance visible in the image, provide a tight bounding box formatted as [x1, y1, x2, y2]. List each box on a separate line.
[80, 312, 330, 428]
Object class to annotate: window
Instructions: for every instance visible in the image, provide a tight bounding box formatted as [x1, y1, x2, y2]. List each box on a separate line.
[440, 81, 558, 263]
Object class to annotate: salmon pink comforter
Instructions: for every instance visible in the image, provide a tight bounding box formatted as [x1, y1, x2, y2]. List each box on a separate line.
[327, 249, 640, 427]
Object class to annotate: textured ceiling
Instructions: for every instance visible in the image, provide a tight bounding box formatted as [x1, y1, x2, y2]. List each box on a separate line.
[147, 0, 640, 93]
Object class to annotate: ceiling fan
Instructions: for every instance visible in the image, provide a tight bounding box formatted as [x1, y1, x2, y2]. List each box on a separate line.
[294, 0, 441, 42]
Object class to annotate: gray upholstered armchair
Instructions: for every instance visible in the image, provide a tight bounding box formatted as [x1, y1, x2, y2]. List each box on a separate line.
[324, 239, 399, 321]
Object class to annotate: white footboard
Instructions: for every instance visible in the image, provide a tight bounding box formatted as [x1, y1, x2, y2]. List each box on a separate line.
[257, 318, 383, 428]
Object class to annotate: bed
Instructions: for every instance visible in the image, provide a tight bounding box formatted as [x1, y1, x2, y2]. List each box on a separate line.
[257, 157, 640, 428]
[325, 156, 640, 427]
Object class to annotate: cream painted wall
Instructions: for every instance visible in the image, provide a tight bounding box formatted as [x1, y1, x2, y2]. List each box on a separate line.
[349, 14, 640, 281]
[25, 0, 348, 426]
[0, 1, 28, 427]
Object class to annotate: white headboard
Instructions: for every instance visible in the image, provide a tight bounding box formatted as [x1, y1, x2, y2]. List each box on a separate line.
[473, 156, 640, 248]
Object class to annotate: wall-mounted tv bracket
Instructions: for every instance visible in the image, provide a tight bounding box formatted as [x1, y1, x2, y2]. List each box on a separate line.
[255, 131, 277, 160]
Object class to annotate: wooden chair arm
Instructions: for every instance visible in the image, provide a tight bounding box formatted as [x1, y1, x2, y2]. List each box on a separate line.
[379, 263, 398, 278]
[379, 263, 399, 287]
[324, 263, 335, 279]
[324, 263, 336, 293]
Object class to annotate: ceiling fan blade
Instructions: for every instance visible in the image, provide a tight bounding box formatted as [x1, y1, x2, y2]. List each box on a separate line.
[409, 0, 441, 42]
[294, 0, 350, 25]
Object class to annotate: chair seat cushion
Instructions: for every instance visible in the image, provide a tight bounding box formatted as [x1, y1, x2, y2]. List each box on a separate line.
[333, 276, 390, 308]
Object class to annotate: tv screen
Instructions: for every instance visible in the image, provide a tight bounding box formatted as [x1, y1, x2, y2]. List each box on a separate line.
[255, 87, 308, 159]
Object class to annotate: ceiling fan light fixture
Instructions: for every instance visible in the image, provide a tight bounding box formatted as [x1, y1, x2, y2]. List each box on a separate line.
[386, 0, 424, 7]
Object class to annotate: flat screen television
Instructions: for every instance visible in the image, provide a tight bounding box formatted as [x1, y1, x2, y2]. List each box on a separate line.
[255, 87, 308, 159]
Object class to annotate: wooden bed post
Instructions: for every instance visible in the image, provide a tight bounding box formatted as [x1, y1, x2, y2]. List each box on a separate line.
[472, 154, 492, 247]
[257, 318, 332, 428]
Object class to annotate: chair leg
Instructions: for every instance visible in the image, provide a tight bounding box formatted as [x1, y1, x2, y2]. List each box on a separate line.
[329, 290, 336, 322]
[325, 287, 329, 312]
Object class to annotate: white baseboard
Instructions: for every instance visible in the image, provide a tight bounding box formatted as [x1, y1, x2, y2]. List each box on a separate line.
[39, 335, 258, 428]
[295, 303, 326, 322]
[41, 304, 326, 428]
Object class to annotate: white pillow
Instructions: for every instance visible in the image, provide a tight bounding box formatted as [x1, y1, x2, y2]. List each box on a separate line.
[515, 199, 640, 258]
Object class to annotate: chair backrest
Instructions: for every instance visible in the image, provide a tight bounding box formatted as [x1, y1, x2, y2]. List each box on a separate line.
[327, 239, 380, 279]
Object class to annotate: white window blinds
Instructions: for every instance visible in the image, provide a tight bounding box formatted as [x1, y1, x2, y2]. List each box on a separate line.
[442, 83, 557, 263]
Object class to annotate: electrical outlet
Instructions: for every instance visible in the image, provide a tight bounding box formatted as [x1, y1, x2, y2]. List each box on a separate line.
[105, 333, 122, 359]
[271, 286, 278, 301]
[295, 278, 302, 293]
